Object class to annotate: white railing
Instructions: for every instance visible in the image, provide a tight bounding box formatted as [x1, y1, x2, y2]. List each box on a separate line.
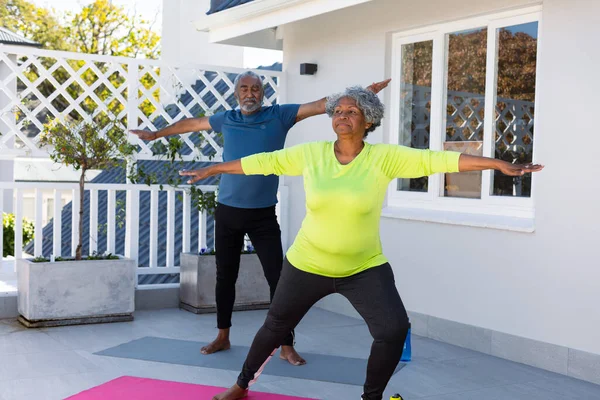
[0, 45, 283, 161]
[0, 181, 290, 287]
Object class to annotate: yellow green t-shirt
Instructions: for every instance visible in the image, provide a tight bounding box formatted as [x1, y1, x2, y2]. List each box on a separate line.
[241, 141, 461, 278]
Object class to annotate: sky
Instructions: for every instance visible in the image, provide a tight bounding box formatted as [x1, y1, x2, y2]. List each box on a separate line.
[28, 0, 283, 68]
[506, 22, 538, 39]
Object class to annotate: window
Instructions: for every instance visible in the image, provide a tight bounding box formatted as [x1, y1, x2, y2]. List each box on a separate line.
[387, 7, 541, 228]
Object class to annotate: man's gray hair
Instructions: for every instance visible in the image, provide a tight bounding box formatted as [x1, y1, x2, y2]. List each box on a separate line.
[325, 86, 385, 136]
[233, 70, 264, 94]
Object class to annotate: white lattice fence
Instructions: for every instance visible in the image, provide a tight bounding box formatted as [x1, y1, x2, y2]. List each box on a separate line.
[405, 85, 534, 162]
[0, 46, 282, 161]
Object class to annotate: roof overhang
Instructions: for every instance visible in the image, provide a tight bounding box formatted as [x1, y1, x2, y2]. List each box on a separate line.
[194, 0, 374, 47]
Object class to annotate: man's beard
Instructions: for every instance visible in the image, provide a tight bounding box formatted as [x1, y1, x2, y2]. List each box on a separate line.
[239, 99, 262, 113]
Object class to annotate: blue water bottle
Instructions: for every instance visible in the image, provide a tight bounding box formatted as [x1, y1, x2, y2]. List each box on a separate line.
[400, 322, 411, 362]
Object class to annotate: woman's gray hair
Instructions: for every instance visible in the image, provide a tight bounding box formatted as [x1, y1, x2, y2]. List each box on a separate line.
[233, 70, 264, 95]
[325, 86, 385, 136]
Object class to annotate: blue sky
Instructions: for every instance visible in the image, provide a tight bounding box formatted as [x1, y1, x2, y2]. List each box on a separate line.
[505, 22, 538, 39]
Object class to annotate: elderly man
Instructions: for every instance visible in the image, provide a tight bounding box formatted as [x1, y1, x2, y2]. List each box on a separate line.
[131, 71, 390, 366]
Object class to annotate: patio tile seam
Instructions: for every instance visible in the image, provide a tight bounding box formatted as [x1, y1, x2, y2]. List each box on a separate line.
[0, 369, 118, 385]
[0, 366, 105, 384]
[415, 378, 551, 399]
[256, 376, 363, 389]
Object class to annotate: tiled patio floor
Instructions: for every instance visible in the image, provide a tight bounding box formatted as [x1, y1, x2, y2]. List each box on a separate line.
[1, 307, 599, 400]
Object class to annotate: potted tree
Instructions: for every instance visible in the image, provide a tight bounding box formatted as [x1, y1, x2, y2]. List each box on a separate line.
[180, 239, 271, 314]
[16, 114, 138, 328]
[131, 130, 272, 314]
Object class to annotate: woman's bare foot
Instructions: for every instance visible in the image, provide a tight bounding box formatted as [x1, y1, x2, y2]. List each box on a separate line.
[211, 384, 248, 400]
[279, 345, 306, 366]
[201, 329, 231, 355]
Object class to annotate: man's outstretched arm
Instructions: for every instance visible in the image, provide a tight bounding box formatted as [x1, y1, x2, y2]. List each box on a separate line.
[294, 78, 391, 123]
[130, 117, 212, 141]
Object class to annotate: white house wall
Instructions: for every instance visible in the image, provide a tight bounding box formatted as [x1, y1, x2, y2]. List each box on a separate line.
[161, 0, 244, 68]
[281, 0, 600, 357]
[0, 53, 15, 213]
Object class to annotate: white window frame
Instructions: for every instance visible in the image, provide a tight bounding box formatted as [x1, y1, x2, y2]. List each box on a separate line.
[384, 6, 543, 232]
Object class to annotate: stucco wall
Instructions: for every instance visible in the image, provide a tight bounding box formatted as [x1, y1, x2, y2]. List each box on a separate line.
[281, 0, 600, 355]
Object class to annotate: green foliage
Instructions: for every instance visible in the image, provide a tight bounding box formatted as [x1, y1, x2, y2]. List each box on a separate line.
[68, 0, 160, 59]
[31, 252, 120, 263]
[2, 0, 161, 122]
[2, 212, 34, 257]
[130, 112, 219, 214]
[198, 243, 256, 256]
[402, 28, 537, 101]
[38, 115, 136, 172]
[0, 0, 73, 50]
[39, 112, 135, 260]
[0, 0, 160, 58]
[189, 185, 217, 215]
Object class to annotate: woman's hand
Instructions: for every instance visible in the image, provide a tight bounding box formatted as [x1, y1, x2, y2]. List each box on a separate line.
[179, 167, 213, 184]
[497, 161, 544, 176]
[458, 154, 544, 175]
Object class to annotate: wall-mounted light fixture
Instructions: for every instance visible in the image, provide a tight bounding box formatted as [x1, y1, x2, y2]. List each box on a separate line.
[300, 63, 318, 75]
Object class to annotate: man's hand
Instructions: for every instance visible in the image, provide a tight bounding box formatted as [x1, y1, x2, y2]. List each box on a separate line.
[296, 78, 392, 123]
[366, 78, 391, 94]
[129, 117, 212, 141]
[130, 130, 157, 141]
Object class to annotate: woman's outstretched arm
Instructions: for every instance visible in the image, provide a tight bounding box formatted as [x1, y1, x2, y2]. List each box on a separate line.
[458, 154, 543, 176]
[179, 160, 243, 184]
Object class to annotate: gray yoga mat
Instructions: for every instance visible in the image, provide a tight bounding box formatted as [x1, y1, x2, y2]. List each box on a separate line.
[96, 336, 405, 385]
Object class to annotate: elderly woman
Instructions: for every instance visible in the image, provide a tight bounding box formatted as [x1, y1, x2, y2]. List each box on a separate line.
[181, 86, 543, 400]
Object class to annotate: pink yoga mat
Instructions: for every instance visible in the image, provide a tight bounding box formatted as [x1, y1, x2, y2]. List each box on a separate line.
[65, 376, 318, 400]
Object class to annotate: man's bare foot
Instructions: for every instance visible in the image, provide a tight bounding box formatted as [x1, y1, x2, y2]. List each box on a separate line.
[201, 338, 230, 354]
[201, 329, 231, 355]
[279, 345, 306, 366]
[211, 384, 248, 400]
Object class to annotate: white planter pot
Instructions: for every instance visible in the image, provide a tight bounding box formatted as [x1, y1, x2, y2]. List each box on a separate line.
[179, 253, 271, 313]
[17, 257, 136, 328]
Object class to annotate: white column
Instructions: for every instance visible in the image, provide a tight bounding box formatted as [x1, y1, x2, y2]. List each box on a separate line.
[14, 189, 23, 259]
[198, 209, 207, 252]
[182, 190, 191, 253]
[124, 189, 139, 262]
[149, 189, 159, 268]
[53, 189, 62, 257]
[34, 189, 43, 257]
[107, 189, 116, 254]
[166, 190, 175, 267]
[71, 188, 80, 257]
[0, 54, 16, 214]
[89, 189, 98, 255]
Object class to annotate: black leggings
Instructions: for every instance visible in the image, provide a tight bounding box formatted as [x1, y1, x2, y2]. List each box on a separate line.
[214, 203, 294, 346]
[237, 258, 409, 400]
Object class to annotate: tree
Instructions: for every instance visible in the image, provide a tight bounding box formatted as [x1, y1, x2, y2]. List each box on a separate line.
[402, 28, 537, 101]
[0, 0, 160, 59]
[38, 114, 136, 260]
[0, 0, 73, 50]
[68, 0, 160, 59]
[1, 0, 161, 128]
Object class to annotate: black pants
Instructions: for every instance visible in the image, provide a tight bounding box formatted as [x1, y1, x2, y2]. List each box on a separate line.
[237, 259, 409, 400]
[214, 203, 294, 346]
